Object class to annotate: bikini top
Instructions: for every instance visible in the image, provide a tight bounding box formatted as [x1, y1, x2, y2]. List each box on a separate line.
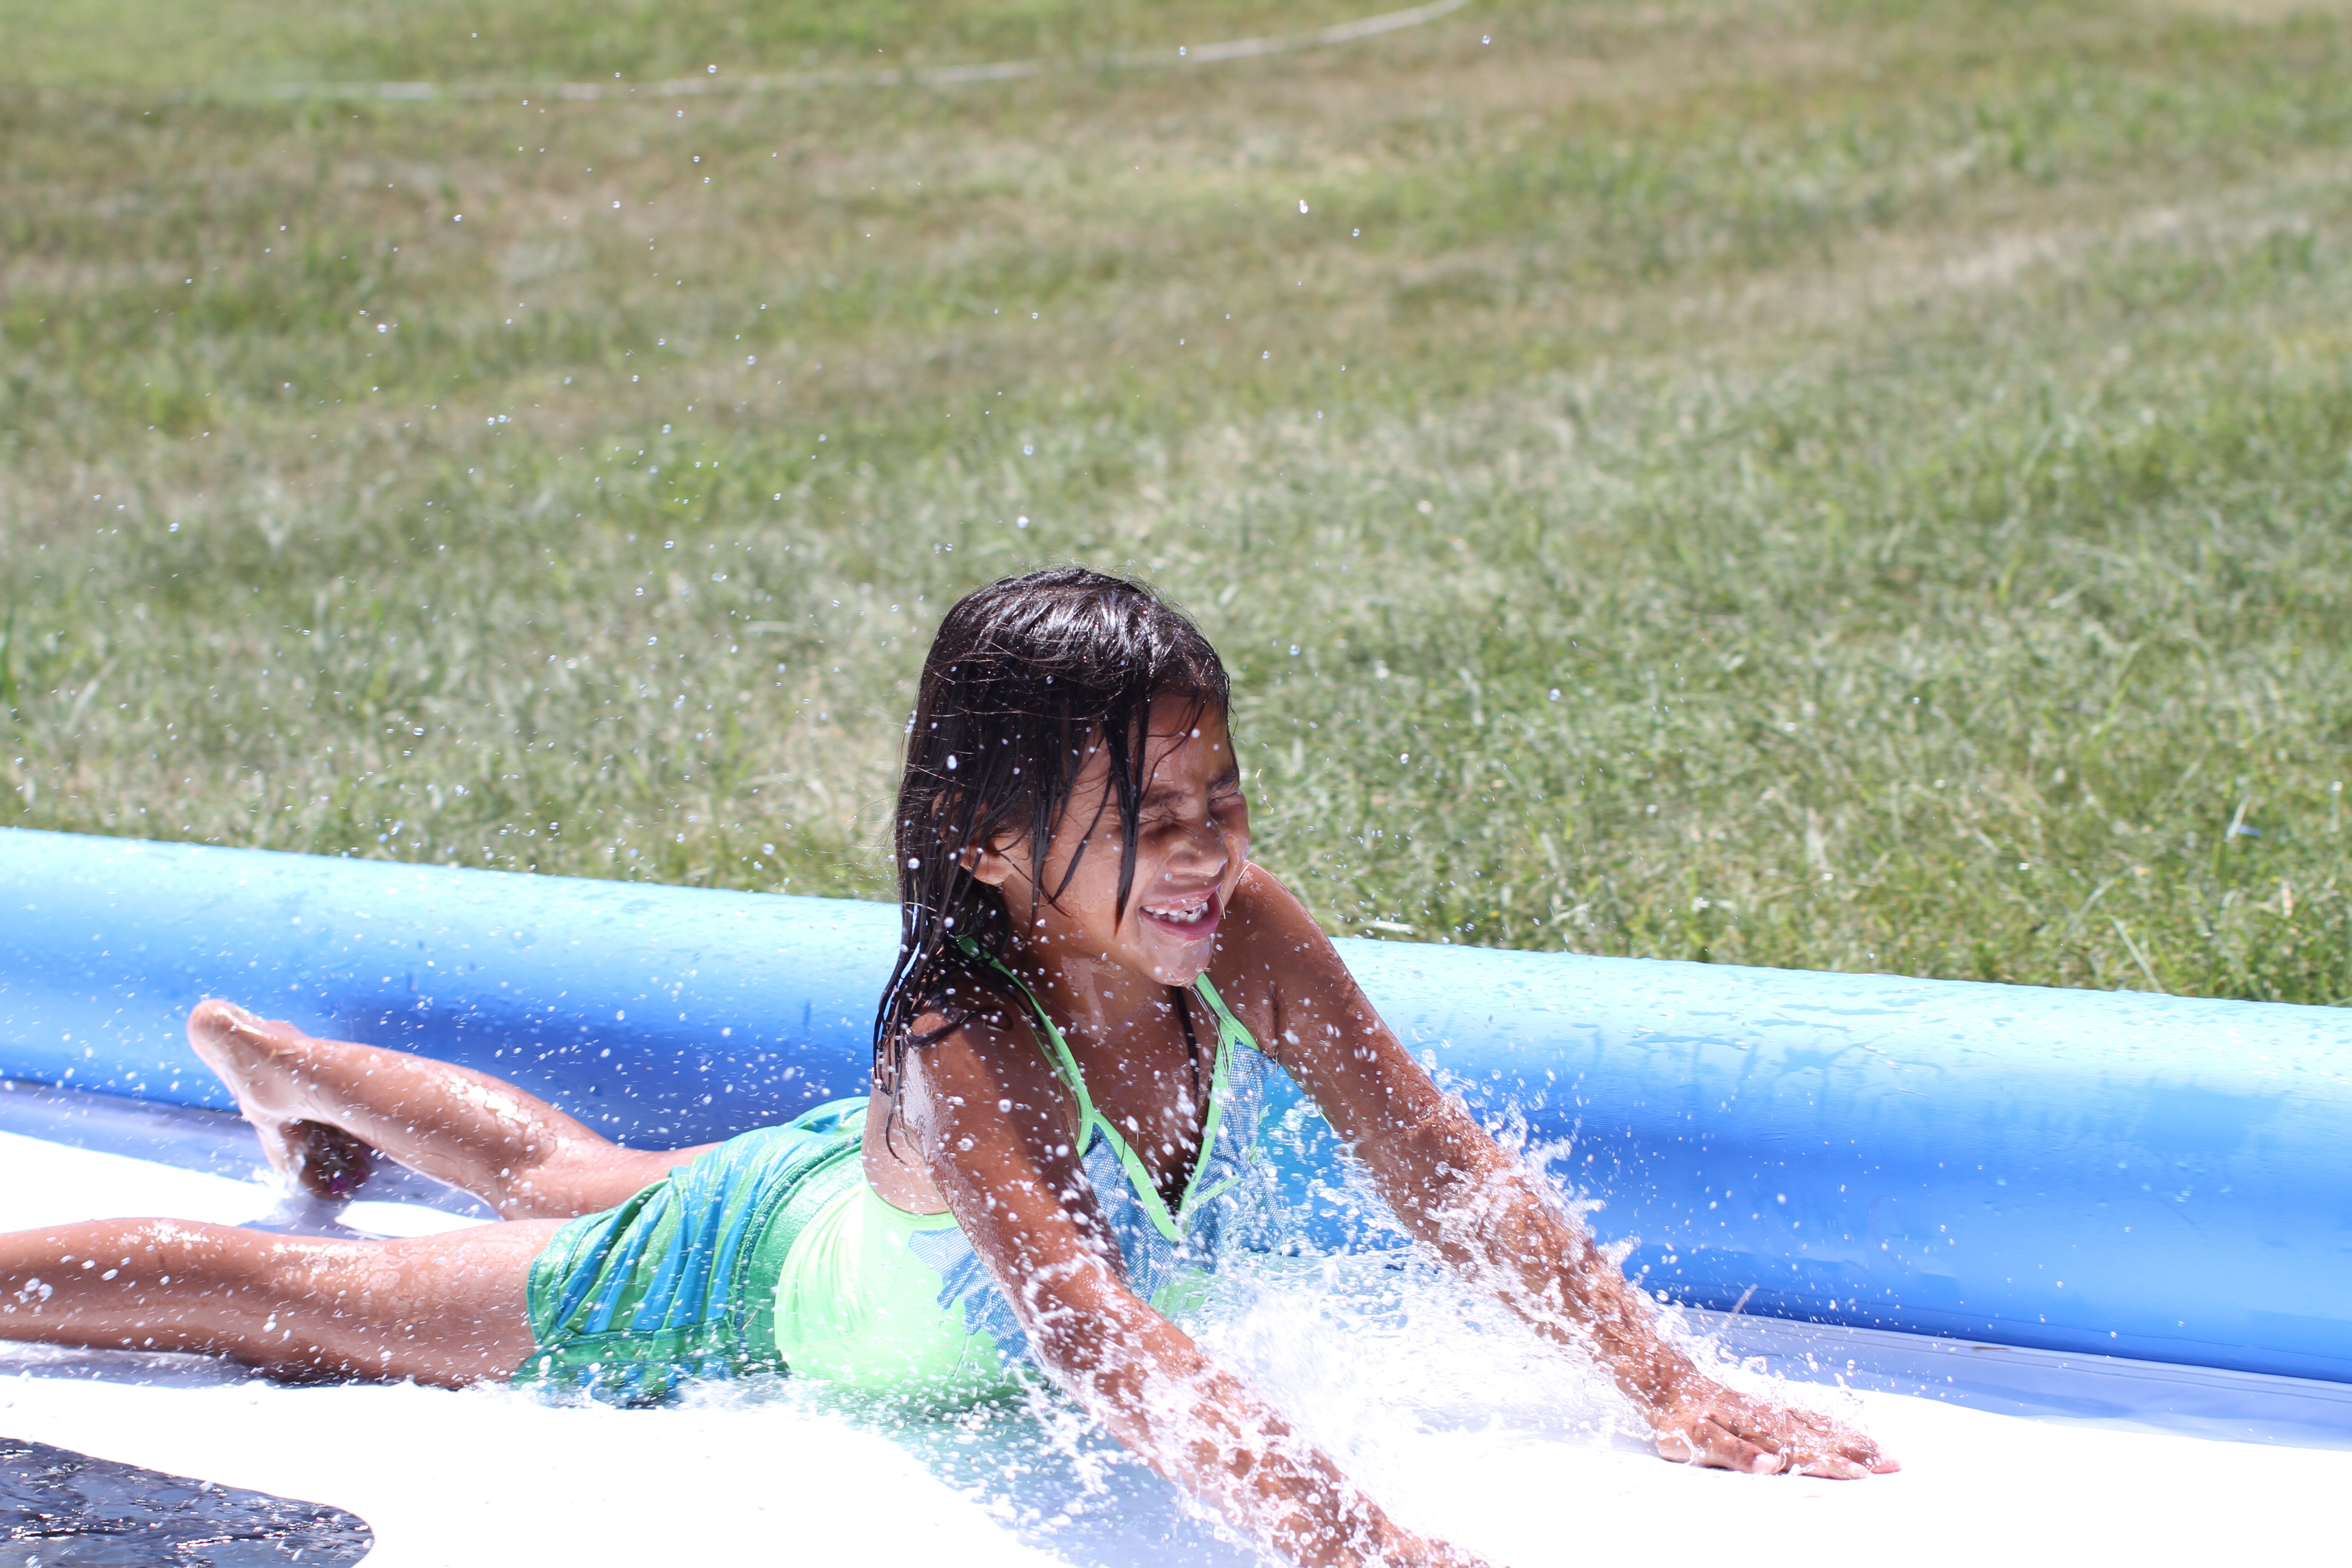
[897, 950, 1279, 1358]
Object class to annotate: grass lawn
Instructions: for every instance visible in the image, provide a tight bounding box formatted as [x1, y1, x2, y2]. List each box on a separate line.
[3, 0, 2347, 1003]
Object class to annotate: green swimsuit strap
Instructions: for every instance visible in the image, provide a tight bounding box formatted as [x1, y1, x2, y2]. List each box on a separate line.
[1186, 973, 1253, 1053]
[955, 936, 1101, 1128]
[953, 938, 1247, 1235]
[955, 937, 1249, 1110]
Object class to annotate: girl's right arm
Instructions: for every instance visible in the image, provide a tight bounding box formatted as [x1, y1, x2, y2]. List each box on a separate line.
[897, 1011, 1490, 1568]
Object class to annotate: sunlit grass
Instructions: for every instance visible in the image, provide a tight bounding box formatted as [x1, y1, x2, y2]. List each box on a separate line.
[3, 0, 2347, 1003]
[0, 0, 1385, 89]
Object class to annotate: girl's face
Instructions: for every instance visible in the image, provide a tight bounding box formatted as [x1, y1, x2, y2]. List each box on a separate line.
[973, 697, 1250, 987]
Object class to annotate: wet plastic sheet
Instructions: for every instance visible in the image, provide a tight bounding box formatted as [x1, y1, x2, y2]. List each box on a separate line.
[5, 827, 2348, 1382]
[2, 1435, 373, 1566]
[0, 1087, 2341, 1566]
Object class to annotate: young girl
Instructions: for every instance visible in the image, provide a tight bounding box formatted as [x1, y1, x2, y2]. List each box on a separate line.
[0, 568, 1889, 1565]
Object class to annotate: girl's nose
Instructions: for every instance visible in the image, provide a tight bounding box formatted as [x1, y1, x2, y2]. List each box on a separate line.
[1175, 818, 1230, 876]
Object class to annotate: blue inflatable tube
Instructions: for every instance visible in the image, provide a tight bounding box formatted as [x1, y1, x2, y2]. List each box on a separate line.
[1, 827, 2346, 1383]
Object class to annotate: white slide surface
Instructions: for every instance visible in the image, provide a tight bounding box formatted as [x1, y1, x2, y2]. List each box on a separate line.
[0, 1083, 2343, 1566]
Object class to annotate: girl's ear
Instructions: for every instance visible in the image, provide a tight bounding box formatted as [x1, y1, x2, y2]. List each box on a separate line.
[960, 841, 1015, 889]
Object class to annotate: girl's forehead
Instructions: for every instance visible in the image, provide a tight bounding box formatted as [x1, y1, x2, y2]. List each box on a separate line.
[1146, 692, 1227, 729]
[1057, 702, 1229, 789]
[1145, 701, 1232, 749]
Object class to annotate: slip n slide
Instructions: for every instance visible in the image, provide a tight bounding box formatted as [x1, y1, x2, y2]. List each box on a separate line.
[1, 825, 2346, 1566]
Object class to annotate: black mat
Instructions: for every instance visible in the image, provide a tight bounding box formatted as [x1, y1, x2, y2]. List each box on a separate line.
[1, 1437, 372, 1565]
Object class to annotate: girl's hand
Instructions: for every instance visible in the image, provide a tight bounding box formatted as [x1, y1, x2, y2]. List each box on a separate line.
[1642, 1372, 1897, 1479]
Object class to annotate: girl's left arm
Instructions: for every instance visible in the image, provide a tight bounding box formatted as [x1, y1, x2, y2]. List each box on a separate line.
[1228, 872, 1893, 1480]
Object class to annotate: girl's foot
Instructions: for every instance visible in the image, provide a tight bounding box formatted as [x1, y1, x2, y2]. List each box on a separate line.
[186, 1000, 376, 1201]
[281, 1120, 374, 1201]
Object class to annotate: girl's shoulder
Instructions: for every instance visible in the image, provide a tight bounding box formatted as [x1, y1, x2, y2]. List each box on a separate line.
[1213, 862, 1320, 951]
[899, 981, 1087, 1137]
[905, 985, 1081, 1121]
[864, 987, 1088, 1212]
[1205, 864, 1354, 1063]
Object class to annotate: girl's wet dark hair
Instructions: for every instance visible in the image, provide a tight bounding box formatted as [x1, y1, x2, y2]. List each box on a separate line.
[873, 567, 1230, 1106]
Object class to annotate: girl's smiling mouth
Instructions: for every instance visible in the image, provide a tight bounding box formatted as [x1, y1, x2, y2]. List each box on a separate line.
[1138, 888, 1222, 942]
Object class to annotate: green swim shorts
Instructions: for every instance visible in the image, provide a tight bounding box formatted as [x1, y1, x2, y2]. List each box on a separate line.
[513, 1098, 868, 1403]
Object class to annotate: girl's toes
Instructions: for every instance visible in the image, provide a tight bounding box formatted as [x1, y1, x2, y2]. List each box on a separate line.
[186, 998, 265, 1061]
[284, 1120, 373, 1201]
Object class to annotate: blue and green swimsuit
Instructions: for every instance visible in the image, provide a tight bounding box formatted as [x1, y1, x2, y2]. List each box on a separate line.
[515, 972, 1275, 1400]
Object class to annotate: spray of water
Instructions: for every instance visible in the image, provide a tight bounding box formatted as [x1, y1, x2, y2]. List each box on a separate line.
[607, 1112, 1866, 1568]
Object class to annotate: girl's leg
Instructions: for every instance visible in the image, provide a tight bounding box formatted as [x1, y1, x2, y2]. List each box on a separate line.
[0, 1216, 564, 1386]
[187, 1000, 708, 1220]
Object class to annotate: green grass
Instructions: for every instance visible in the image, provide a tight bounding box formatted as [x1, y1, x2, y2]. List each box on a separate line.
[4, 0, 2348, 1003]
[0, 0, 1385, 88]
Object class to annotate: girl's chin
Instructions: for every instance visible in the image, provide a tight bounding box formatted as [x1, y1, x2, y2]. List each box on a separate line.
[1134, 922, 1219, 981]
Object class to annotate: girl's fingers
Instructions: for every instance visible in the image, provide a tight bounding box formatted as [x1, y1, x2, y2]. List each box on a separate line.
[1833, 1425, 1898, 1470]
[1771, 1413, 1896, 1478]
[1790, 1411, 1894, 1472]
[1656, 1390, 1897, 1478]
[1705, 1422, 1783, 1475]
[1658, 1416, 1779, 1474]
